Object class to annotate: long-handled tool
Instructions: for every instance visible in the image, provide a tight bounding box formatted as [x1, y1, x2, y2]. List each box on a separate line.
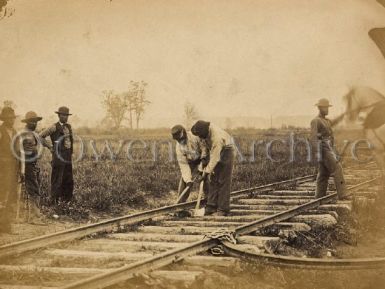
[175, 175, 200, 204]
[194, 181, 205, 217]
[175, 184, 193, 204]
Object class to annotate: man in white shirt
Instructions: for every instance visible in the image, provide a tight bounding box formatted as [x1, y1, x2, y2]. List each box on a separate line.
[192, 120, 235, 216]
[171, 125, 209, 203]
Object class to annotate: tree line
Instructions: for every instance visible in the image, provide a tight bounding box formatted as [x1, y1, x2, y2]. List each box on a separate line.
[101, 81, 150, 130]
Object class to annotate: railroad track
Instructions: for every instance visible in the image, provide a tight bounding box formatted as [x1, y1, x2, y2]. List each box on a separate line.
[0, 162, 382, 289]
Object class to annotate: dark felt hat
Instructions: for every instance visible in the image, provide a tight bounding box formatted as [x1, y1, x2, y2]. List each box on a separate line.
[315, 98, 332, 107]
[55, 106, 72, 115]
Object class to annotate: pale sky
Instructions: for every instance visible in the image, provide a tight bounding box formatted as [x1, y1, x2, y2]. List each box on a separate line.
[1, 0, 385, 127]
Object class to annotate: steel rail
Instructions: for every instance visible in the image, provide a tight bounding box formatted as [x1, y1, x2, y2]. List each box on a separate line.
[0, 174, 315, 259]
[60, 177, 378, 289]
[222, 242, 385, 270]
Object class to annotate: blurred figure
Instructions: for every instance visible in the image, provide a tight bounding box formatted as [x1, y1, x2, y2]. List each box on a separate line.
[40, 106, 74, 204]
[20, 111, 46, 223]
[0, 107, 20, 233]
[343, 86, 385, 194]
[171, 124, 209, 203]
[311, 98, 346, 200]
[192, 120, 235, 216]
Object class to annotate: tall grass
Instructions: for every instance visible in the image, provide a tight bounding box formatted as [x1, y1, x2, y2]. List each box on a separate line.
[37, 130, 319, 218]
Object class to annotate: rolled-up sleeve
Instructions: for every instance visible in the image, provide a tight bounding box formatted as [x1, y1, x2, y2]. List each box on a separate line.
[39, 125, 56, 149]
[204, 139, 224, 174]
[176, 145, 193, 183]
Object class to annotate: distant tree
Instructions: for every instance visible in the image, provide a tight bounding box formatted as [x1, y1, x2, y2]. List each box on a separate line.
[122, 82, 137, 129]
[133, 81, 150, 129]
[101, 90, 127, 129]
[184, 102, 199, 129]
[123, 81, 150, 129]
[101, 81, 150, 130]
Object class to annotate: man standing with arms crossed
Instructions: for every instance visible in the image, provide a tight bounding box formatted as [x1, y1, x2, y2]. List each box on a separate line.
[191, 120, 235, 216]
[311, 98, 346, 200]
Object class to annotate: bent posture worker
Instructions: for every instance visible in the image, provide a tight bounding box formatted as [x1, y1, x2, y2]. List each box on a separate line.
[171, 124, 209, 203]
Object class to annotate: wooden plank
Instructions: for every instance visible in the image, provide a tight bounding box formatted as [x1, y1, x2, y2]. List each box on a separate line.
[230, 209, 279, 216]
[179, 215, 265, 222]
[106, 233, 203, 243]
[45, 250, 239, 267]
[46, 249, 154, 260]
[137, 225, 225, 235]
[238, 236, 281, 247]
[263, 190, 314, 196]
[76, 240, 189, 252]
[237, 199, 310, 205]
[161, 220, 244, 227]
[230, 204, 296, 210]
[150, 270, 202, 282]
[0, 265, 109, 275]
[0, 285, 56, 289]
[255, 195, 314, 199]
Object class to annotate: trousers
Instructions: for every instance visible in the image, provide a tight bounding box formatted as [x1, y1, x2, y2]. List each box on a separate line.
[206, 147, 235, 213]
[0, 159, 18, 231]
[315, 149, 346, 199]
[25, 162, 41, 200]
[51, 150, 74, 203]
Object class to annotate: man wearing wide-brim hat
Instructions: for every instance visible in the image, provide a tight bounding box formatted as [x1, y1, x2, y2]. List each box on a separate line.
[0, 107, 21, 233]
[310, 98, 347, 200]
[40, 106, 74, 204]
[20, 111, 47, 223]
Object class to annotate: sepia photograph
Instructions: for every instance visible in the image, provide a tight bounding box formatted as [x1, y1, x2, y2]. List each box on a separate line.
[1, 0, 385, 288]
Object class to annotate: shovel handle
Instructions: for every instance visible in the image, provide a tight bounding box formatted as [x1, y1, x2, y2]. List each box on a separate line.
[195, 181, 204, 211]
[176, 184, 192, 204]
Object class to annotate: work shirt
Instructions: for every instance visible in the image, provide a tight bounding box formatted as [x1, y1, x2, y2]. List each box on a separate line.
[40, 122, 72, 150]
[19, 128, 41, 175]
[310, 114, 341, 151]
[203, 124, 234, 174]
[176, 131, 208, 183]
[21, 128, 39, 156]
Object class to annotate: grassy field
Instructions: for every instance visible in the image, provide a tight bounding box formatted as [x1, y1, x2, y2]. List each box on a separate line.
[35, 127, 368, 219]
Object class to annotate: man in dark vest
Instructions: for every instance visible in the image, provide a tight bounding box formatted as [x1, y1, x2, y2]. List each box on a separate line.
[40, 106, 74, 204]
[0, 107, 20, 233]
